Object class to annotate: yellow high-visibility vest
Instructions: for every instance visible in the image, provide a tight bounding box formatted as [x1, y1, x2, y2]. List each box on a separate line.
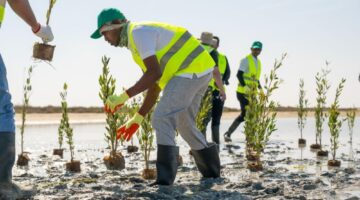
[237, 54, 262, 94]
[209, 52, 227, 91]
[202, 44, 214, 54]
[0, 0, 6, 29]
[128, 21, 215, 90]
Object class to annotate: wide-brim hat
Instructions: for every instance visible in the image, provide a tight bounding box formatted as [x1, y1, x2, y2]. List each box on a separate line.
[200, 32, 214, 45]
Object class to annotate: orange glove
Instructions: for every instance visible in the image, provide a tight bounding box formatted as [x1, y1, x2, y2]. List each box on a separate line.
[117, 113, 144, 141]
[104, 91, 130, 113]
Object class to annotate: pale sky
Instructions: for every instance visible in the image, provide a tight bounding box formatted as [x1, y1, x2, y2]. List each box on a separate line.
[1, 0, 359, 109]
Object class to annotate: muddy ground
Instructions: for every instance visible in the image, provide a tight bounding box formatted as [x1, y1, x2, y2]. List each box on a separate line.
[9, 139, 360, 200]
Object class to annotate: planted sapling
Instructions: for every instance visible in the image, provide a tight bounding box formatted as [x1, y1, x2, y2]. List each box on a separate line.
[60, 83, 81, 172]
[311, 68, 330, 154]
[297, 79, 308, 147]
[328, 79, 346, 167]
[244, 54, 286, 171]
[17, 66, 34, 166]
[139, 107, 156, 180]
[99, 56, 126, 170]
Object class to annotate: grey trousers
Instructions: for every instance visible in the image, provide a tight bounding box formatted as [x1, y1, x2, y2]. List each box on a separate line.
[152, 73, 212, 150]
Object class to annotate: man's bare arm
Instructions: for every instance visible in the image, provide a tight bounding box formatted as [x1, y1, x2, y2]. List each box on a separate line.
[127, 55, 162, 98]
[138, 84, 161, 116]
[8, 0, 39, 31]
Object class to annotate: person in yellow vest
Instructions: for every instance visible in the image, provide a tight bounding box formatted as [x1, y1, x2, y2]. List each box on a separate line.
[224, 41, 262, 142]
[199, 32, 226, 103]
[0, 0, 53, 198]
[91, 8, 221, 185]
[199, 34, 230, 147]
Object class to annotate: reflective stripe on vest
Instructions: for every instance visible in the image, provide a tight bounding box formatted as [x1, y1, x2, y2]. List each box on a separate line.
[237, 54, 262, 94]
[0, 0, 6, 29]
[128, 22, 215, 90]
[209, 52, 227, 91]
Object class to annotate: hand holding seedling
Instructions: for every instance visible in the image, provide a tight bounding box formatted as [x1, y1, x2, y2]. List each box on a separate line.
[33, 0, 56, 43]
[32, 0, 57, 61]
[117, 112, 144, 141]
[33, 24, 53, 43]
[105, 91, 130, 113]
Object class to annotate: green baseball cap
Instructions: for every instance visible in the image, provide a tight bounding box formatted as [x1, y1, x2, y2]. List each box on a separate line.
[251, 41, 263, 49]
[91, 8, 126, 39]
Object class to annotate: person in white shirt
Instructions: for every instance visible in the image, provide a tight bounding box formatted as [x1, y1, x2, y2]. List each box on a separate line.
[198, 33, 230, 149]
[91, 8, 221, 185]
[224, 41, 263, 142]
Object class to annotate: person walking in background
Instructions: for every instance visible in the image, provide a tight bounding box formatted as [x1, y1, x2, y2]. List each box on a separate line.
[199, 32, 226, 106]
[224, 41, 262, 142]
[198, 32, 226, 135]
[91, 8, 221, 186]
[200, 34, 230, 147]
[0, 0, 54, 198]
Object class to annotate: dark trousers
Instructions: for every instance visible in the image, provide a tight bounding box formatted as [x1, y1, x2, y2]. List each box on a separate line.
[225, 92, 249, 136]
[0, 132, 15, 183]
[201, 88, 225, 133]
[234, 92, 248, 124]
[210, 90, 225, 127]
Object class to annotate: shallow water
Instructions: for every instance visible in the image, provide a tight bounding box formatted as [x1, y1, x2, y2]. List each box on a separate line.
[16, 117, 360, 164]
[11, 117, 360, 199]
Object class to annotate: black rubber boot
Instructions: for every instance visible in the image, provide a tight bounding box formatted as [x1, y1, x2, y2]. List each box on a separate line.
[0, 132, 15, 183]
[224, 120, 241, 142]
[191, 143, 220, 178]
[152, 145, 179, 185]
[0, 182, 35, 199]
[0, 132, 35, 199]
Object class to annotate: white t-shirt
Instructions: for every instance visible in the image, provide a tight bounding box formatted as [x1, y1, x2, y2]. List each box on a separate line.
[129, 25, 213, 78]
[238, 55, 260, 73]
[131, 25, 174, 60]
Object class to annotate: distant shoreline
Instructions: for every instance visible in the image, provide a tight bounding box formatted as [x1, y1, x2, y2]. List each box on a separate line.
[14, 106, 360, 114]
[15, 110, 360, 125]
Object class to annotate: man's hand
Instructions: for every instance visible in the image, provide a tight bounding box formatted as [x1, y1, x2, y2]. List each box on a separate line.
[33, 24, 54, 43]
[117, 113, 144, 141]
[105, 91, 130, 113]
[213, 67, 226, 101]
[219, 89, 226, 101]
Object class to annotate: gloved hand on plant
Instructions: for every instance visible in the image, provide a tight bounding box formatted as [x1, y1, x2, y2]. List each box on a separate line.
[105, 91, 130, 113]
[117, 112, 144, 141]
[33, 23, 54, 43]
